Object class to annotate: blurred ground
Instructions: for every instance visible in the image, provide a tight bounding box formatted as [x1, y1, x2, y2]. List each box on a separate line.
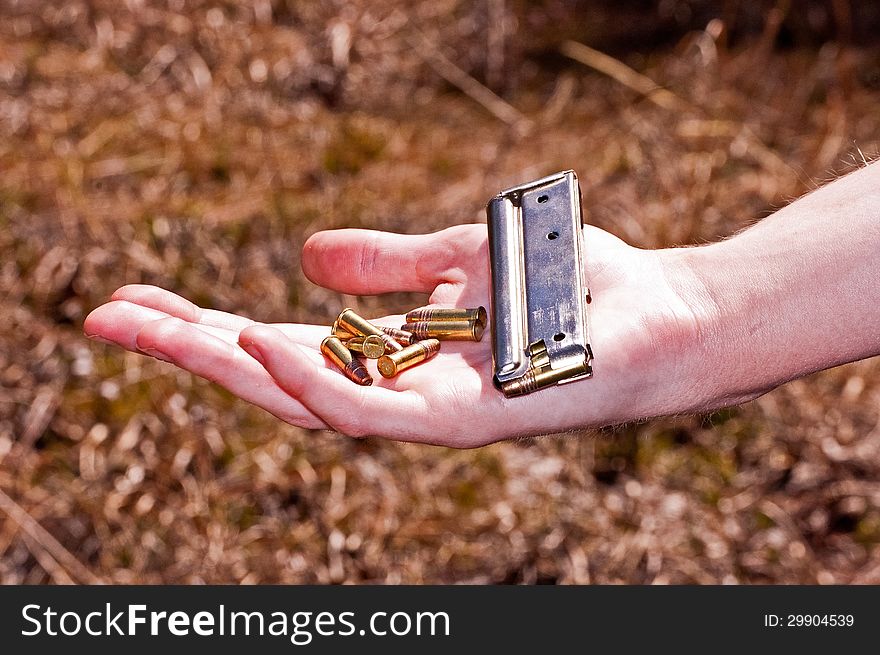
[2, 0, 880, 583]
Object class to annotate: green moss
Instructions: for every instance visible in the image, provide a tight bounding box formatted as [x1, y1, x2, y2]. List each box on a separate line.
[430, 156, 455, 177]
[754, 510, 775, 530]
[473, 450, 505, 480]
[229, 503, 260, 530]
[855, 513, 880, 545]
[323, 121, 386, 175]
[118, 548, 133, 568]
[216, 445, 236, 469]
[451, 480, 479, 508]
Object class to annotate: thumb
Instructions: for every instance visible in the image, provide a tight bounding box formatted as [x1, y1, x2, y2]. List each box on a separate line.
[301, 226, 476, 294]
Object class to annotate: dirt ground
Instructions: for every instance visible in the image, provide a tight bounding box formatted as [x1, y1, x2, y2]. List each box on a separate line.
[2, 0, 880, 583]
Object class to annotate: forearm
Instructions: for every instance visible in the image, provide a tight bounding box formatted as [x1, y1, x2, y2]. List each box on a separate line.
[675, 161, 880, 408]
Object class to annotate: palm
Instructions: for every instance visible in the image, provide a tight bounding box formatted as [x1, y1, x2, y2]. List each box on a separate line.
[85, 224, 695, 446]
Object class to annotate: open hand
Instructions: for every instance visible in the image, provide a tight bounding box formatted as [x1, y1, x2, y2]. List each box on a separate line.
[84, 224, 708, 447]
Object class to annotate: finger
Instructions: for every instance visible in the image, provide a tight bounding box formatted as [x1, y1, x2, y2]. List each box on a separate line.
[87, 303, 328, 427]
[84, 301, 236, 351]
[136, 318, 327, 429]
[301, 226, 469, 294]
[105, 287, 330, 348]
[112, 284, 257, 332]
[239, 325, 435, 441]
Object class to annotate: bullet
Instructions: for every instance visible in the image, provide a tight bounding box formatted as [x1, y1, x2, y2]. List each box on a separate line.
[528, 341, 551, 370]
[320, 336, 373, 386]
[405, 306, 487, 328]
[499, 360, 589, 397]
[378, 326, 419, 346]
[377, 339, 441, 378]
[337, 308, 404, 352]
[345, 335, 386, 359]
[331, 319, 357, 341]
[401, 319, 484, 342]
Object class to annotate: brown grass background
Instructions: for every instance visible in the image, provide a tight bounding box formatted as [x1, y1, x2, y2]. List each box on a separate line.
[2, 0, 880, 584]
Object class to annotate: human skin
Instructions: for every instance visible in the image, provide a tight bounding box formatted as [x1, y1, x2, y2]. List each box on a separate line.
[83, 161, 880, 447]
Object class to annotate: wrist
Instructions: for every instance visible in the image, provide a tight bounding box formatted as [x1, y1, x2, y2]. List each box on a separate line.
[656, 243, 765, 413]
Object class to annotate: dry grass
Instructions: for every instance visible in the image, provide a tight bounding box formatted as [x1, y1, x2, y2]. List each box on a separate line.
[2, 0, 880, 584]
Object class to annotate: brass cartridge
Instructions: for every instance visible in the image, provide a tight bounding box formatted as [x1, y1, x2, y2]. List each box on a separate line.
[345, 335, 386, 359]
[320, 336, 373, 386]
[337, 308, 404, 352]
[405, 306, 487, 328]
[378, 326, 419, 347]
[377, 339, 440, 378]
[499, 360, 589, 397]
[331, 319, 357, 341]
[401, 319, 484, 342]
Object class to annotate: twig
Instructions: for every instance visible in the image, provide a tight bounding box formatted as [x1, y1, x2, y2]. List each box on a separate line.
[20, 533, 76, 585]
[757, 0, 791, 55]
[485, 0, 506, 91]
[561, 39, 794, 178]
[19, 385, 60, 450]
[408, 31, 530, 131]
[560, 40, 688, 112]
[0, 487, 102, 584]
